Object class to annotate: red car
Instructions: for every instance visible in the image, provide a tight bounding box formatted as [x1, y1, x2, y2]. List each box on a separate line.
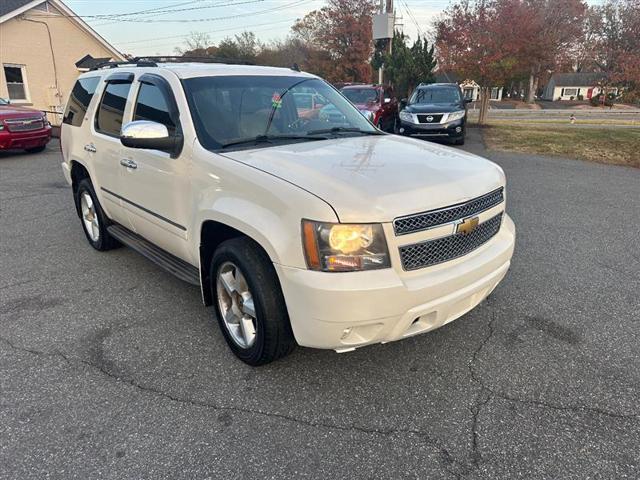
[340, 84, 399, 132]
[0, 98, 52, 153]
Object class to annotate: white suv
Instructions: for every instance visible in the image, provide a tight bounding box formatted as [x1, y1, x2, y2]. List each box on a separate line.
[60, 61, 515, 365]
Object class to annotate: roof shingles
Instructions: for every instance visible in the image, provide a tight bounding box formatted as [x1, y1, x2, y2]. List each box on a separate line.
[551, 72, 607, 86]
[0, 0, 40, 19]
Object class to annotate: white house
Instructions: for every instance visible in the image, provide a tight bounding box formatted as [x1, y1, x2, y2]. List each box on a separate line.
[434, 72, 503, 101]
[542, 72, 615, 101]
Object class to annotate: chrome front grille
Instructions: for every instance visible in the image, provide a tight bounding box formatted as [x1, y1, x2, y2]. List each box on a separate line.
[393, 187, 504, 235]
[417, 114, 444, 123]
[5, 117, 44, 132]
[399, 213, 503, 271]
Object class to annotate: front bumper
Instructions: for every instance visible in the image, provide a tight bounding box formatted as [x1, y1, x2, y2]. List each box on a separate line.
[0, 127, 52, 150]
[399, 118, 464, 138]
[276, 214, 515, 350]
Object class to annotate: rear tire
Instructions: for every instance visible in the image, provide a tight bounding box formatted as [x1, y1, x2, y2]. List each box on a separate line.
[75, 178, 120, 251]
[210, 237, 296, 366]
[25, 146, 46, 153]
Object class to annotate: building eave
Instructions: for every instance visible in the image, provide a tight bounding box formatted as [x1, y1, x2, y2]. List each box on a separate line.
[0, 0, 46, 23]
[1, 0, 125, 61]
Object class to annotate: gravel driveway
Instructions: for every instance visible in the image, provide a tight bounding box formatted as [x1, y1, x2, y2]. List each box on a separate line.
[1, 134, 638, 479]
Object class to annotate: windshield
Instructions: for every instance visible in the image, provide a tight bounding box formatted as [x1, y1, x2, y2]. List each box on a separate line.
[183, 76, 378, 150]
[342, 88, 379, 105]
[410, 87, 462, 105]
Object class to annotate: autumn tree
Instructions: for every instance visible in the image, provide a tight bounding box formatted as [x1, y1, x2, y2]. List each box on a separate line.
[520, 0, 587, 103]
[435, 0, 529, 123]
[292, 0, 377, 82]
[175, 31, 212, 55]
[586, 0, 640, 99]
[372, 32, 436, 97]
[255, 37, 315, 69]
[178, 31, 258, 62]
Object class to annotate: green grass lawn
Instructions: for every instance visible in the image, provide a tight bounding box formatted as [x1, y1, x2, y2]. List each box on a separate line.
[482, 125, 640, 168]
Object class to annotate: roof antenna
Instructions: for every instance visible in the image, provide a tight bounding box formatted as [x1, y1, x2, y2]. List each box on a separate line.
[291, 63, 300, 72]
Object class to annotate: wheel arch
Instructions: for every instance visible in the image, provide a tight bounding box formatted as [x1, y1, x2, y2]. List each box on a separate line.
[198, 219, 277, 306]
[70, 160, 91, 217]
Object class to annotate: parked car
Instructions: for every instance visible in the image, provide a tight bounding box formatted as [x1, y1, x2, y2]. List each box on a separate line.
[398, 83, 469, 145]
[340, 84, 398, 132]
[0, 98, 51, 153]
[61, 62, 515, 365]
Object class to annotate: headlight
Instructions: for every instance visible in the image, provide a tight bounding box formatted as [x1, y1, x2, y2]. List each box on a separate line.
[359, 110, 374, 122]
[399, 111, 414, 123]
[446, 110, 466, 122]
[302, 220, 390, 272]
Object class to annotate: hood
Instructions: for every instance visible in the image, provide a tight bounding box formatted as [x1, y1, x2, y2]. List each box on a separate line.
[0, 105, 43, 119]
[405, 103, 462, 113]
[221, 135, 505, 223]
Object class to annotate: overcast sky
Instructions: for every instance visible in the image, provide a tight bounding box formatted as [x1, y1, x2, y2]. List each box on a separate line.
[65, 0, 602, 57]
[65, 0, 453, 56]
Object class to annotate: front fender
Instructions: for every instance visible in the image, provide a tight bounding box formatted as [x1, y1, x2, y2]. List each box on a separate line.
[190, 144, 339, 269]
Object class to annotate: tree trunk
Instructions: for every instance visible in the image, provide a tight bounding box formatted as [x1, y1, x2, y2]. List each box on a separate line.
[478, 87, 491, 125]
[518, 80, 524, 100]
[526, 72, 536, 103]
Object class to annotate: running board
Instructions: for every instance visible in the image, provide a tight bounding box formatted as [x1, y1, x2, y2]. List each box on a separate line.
[107, 224, 200, 286]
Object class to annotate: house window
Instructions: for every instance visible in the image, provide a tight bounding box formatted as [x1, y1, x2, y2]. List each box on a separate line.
[563, 88, 578, 97]
[491, 87, 500, 100]
[3, 64, 29, 102]
[463, 88, 474, 100]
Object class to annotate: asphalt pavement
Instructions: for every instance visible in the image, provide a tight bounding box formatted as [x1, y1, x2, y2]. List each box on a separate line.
[1, 135, 639, 479]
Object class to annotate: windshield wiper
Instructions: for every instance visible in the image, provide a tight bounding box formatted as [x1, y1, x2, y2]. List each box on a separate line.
[306, 127, 382, 136]
[220, 134, 328, 149]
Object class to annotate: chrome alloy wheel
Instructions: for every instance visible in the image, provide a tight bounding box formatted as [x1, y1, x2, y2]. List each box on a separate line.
[216, 261, 257, 349]
[80, 191, 100, 242]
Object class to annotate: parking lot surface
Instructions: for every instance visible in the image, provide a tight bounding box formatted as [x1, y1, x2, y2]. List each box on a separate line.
[1, 134, 639, 479]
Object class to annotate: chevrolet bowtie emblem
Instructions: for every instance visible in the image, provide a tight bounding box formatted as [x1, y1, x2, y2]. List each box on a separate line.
[456, 216, 479, 235]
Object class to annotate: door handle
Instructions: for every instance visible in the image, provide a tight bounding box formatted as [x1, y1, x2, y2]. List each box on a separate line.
[84, 143, 96, 153]
[120, 158, 137, 169]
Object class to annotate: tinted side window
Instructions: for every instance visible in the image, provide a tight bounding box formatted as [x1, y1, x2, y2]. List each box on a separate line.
[63, 77, 100, 127]
[95, 81, 132, 137]
[133, 83, 176, 135]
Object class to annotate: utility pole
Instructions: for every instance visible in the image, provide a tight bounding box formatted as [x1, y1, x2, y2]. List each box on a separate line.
[373, 0, 394, 84]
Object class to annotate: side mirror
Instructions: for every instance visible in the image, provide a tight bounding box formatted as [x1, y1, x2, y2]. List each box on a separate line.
[400, 98, 408, 109]
[464, 98, 472, 104]
[120, 120, 181, 156]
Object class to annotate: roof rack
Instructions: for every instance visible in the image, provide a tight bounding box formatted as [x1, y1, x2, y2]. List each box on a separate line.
[90, 55, 254, 71]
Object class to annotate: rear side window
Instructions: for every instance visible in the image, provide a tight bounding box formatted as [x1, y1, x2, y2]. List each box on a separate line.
[133, 83, 176, 135]
[63, 77, 99, 127]
[95, 81, 132, 137]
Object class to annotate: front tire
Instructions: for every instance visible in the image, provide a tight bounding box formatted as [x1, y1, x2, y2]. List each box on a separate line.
[210, 237, 296, 366]
[75, 178, 119, 251]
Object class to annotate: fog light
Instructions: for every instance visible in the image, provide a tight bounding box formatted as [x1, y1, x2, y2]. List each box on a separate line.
[340, 327, 353, 340]
[399, 127, 405, 133]
[455, 126, 462, 133]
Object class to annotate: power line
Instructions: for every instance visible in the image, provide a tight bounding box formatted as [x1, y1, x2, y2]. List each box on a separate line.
[125, 23, 297, 52]
[106, 0, 314, 23]
[116, 17, 298, 45]
[27, 0, 266, 19]
[400, 0, 425, 37]
[91, 0, 266, 27]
